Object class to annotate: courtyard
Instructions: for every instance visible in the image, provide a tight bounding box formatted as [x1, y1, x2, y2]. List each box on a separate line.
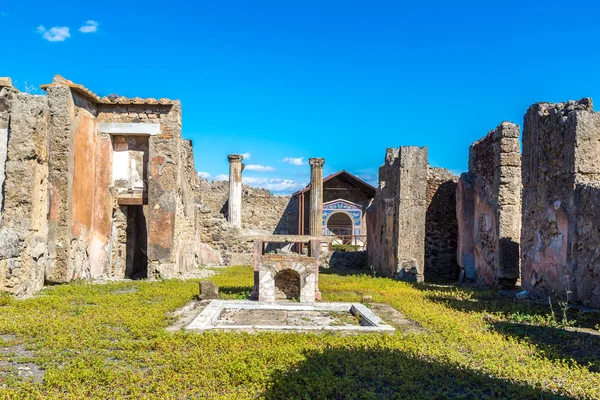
[0, 265, 598, 399]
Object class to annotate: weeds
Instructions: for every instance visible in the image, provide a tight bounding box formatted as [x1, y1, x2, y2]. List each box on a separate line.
[0, 266, 597, 398]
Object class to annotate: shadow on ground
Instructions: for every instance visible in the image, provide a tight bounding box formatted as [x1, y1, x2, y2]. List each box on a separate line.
[493, 322, 600, 373]
[263, 347, 568, 399]
[424, 286, 600, 329]
[424, 287, 600, 372]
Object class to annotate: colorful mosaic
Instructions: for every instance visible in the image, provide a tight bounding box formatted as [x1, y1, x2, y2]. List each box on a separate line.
[322, 199, 362, 236]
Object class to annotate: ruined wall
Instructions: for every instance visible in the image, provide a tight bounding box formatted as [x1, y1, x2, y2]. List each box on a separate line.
[46, 86, 77, 283]
[0, 88, 49, 297]
[96, 103, 171, 123]
[457, 122, 521, 287]
[98, 100, 198, 279]
[195, 179, 298, 265]
[0, 75, 212, 297]
[522, 98, 600, 307]
[425, 167, 459, 282]
[367, 147, 428, 282]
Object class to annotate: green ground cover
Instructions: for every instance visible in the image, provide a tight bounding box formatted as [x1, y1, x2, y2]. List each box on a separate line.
[0, 265, 599, 399]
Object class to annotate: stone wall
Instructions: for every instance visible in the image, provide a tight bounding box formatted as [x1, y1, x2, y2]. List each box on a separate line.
[0, 88, 49, 297]
[456, 122, 521, 287]
[0, 75, 208, 297]
[425, 167, 459, 282]
[522, 98, 600, 307]
[195, 179, 298, 265]
[367, 147, 428, 282]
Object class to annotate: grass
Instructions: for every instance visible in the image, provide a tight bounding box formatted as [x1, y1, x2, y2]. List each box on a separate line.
[0, 265, 597, 399]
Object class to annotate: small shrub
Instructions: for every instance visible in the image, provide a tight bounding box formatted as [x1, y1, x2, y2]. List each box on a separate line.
[331, 244, 360, 252]
[0, 291, 12, 306]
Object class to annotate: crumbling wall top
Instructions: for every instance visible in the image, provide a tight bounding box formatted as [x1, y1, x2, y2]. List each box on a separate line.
[528, 98, 593, 116]
[0, 77, 13, 89]
[40, 74, 177, 105]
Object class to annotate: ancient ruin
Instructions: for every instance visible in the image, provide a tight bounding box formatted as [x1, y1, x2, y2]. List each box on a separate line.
[227, 154, 244, 228]
[251, 236, 321, 302]
[0, 75, 202, 297]
[366, 147, 428, 282]
[457, 122, 521, 287]
[293, 170, 376, 247]
[521, 98, 600, 308]
[425, 168, 460, 282]
[2, 74, 600, 311]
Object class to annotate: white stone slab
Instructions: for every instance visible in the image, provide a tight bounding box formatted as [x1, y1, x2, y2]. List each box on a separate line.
[99, 123, 161, 136]
[186, 300, 395, 333]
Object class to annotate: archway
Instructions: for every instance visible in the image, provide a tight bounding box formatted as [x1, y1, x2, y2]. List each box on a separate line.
[327, 212, 353, 244]
[274, 269, 301, 300]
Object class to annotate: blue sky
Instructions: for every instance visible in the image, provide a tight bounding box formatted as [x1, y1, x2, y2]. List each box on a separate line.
[2, 0, 599, 194]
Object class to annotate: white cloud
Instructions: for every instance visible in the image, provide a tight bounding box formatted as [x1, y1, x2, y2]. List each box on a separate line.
[79, 20, 99, 33]
[281, 157, 305, 166]
[245, 164, 275, 172]
[37, 25, 70, 42]
[243, 177, 305, 194]
[198, 171, 212, 179]
[240, 152, 251, 160]
[214, 174, 229, 181]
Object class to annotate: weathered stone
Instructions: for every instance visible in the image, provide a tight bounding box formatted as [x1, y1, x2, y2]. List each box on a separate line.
[367, 147, 428, 282]
[252, 238, 321, 302]
[457, 122, 521, 287]
[308, 158, 325, 236]
[425, 167, 459, 282]
[199, 280, 219, 300]
[0, 75, 213, 297]
[46, 85, 75, 284]
[0, 92, 49, 297]
[326, 250, 368, 269]
[522, 98, 600, 308]
[227, 154, 244, 227]
[0, 230, 20, 259]
[194, 178, 299, 266]
[0, 128, 8, 215]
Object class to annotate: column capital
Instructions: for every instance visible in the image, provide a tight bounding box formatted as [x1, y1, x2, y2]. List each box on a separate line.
[309, 158, 325, 167]
[228, 154, 244, 163]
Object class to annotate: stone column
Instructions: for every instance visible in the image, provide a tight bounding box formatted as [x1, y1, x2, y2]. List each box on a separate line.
[227, 154, 244, 227]
[309, 158, 325, 236]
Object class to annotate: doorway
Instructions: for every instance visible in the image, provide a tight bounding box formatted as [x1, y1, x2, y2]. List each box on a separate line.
[326, 212, 353, 244]
[125, 205, 148, 279]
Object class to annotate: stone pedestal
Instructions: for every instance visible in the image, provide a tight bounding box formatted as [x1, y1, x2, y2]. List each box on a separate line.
[227, 154, 244, 227]
[309, 158, 325, 236]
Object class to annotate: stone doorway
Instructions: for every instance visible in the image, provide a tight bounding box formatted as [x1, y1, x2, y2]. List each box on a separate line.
[274, 269, 301, 300]
[125, 205, 148, 279]
[327, 212, 353, 243]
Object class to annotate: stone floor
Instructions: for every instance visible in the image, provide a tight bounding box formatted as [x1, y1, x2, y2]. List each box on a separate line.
[0, 335, 44, 385]
[216, 309, 361, 327]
